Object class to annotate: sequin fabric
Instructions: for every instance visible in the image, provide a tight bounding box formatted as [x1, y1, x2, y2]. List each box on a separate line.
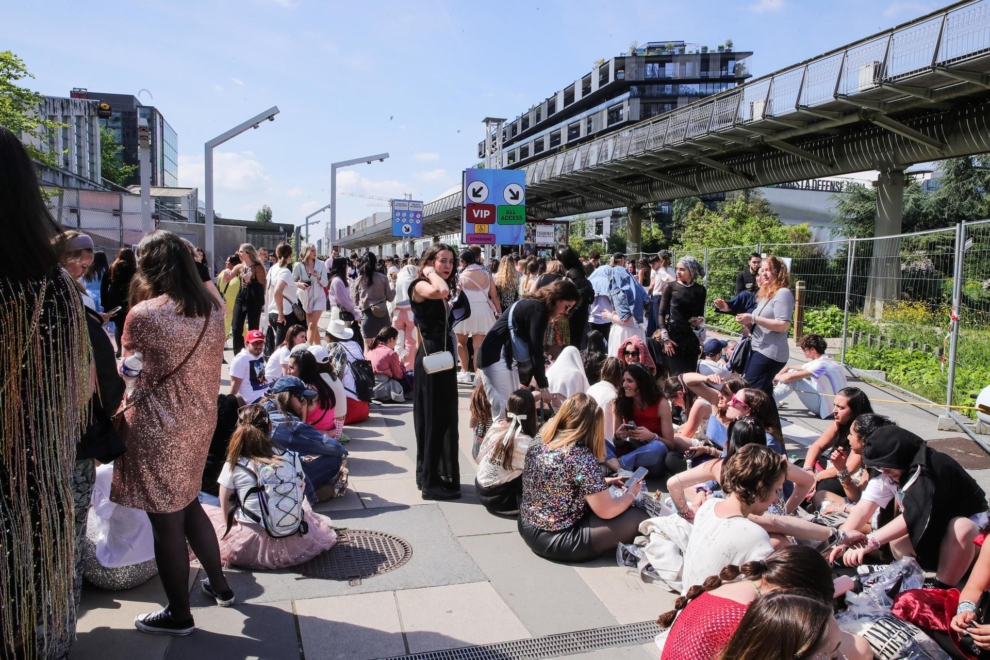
[111, 295, 225, 513]
[660, 592, 748, 660]
[519, 443, 607, 531]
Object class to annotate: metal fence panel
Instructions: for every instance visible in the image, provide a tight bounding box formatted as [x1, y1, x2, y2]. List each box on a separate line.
[952, 219, 990, 415]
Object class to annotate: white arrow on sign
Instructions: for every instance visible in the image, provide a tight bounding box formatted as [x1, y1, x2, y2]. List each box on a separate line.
[504, 183, 524, 205]
[466, 181, 489, 203]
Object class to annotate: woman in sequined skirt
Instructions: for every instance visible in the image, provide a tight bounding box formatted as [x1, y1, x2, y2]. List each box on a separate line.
[110, 230, 234, 636]
[0, 127, 90, 660]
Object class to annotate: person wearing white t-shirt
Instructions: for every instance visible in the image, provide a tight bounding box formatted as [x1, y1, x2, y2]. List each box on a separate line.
[647, 251, 676, 336]
[680, 445, 787, 594]
[586, 357, 624, 442]
[697, 339, 731, 380]
[773, 334, 847, 419]
[229, 330, 271, 404]
[265, 324, 308, 382]
[266, 243, 299, 353]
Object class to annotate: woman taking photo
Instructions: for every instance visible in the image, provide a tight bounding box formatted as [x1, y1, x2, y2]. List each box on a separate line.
[518, 394, 648, 562]
[110, 230, 233, 636]
[477, 279, 580, 421]
[266, 243, 300, 352]
[409, 244, 463, 500]
[226, 243, 266, 354]
[608, 363, 685, 477]
[455, 249, 499, 385]
[292, 243, 328, 346]
[657, 256, 707, 376]
[105, 247, 138, 357]
[352, 252, 394, 351]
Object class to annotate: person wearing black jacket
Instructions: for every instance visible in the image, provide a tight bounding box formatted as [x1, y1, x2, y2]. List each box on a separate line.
[556, 247, 594, 350]
[104, 248, 137, 357]
[735, 253, 762, 294]
[478, 279, 580, 421]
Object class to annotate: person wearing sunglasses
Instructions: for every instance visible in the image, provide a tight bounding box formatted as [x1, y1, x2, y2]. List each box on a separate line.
[617, 335, 657, 375]
[262, 377, 348, 506]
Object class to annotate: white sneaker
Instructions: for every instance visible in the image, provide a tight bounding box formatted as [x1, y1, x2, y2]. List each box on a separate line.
[457, 372, 472, 384]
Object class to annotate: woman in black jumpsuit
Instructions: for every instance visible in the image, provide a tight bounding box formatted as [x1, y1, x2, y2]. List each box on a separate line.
[657, 256, 707, 376]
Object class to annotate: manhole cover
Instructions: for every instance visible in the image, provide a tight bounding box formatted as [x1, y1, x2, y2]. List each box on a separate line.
[296, 530, 412, 580]
[928, 437, 990, 470]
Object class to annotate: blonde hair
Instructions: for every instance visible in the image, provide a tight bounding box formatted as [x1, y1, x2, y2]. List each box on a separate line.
[540, 393, 605, 461]
[495, 255, 519, 291]
[238, 243, 267, 288]
[545, 260, 564, 276]
[298, 243, 316, 263]
[757, 255, 790, 302]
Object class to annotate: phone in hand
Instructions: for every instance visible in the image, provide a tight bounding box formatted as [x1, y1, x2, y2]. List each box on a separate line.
[105, 306, 122, 316]
[625, 466, 648, 493]
[624, 422, 637, 430]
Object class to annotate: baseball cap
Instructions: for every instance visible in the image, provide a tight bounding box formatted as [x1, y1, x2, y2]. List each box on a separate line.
[703, 338, 728, 356]
[308, 344, 330, 363]
[612, 252, 625, 261]
[246, 329, 265, 344]
[269, 376, 317, 398]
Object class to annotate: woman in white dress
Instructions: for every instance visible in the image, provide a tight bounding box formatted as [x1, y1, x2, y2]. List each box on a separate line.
[292, 243, 328, 346]
[455, 249, 500, 385]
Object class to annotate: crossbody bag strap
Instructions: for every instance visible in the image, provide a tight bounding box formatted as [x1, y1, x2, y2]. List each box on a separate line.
[113, 308, 213, 419]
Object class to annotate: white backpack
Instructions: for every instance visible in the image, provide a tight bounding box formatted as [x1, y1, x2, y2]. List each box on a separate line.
[224, 451, 309, 539]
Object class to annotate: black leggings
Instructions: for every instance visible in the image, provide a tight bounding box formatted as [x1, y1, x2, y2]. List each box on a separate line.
[231, 296, 262, 354]
[146, 499, 229, 621]
[519, 507, 649, 563]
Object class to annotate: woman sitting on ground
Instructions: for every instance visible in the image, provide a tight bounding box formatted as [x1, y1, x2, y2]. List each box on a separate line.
[518, 393, 649, 563]
[307, 345, 348, 443]
[617, 335, 657, 375]
[831, 426, 988, 590]
[324, 319, 370, 424]
[587, 357, 624, 442]
[659, 544, 872, 660]
[818, 413, 894, 515]
[286, 349, 338, 438]
[607, 363, 688, 477]
[204, 404, 337, 570]
[660, 376, 709, 442]
[475, 389, 537, 517]
[677, 372, 748, 451]
[581, 330, 608, 387]
[469, 381, 494, 460]
[724, 387, 786, 455]
[265, 324, 308, 382]
[801, 387, 873, 508]
[547, 346, 590, 399]
[366, 327, 408, 403]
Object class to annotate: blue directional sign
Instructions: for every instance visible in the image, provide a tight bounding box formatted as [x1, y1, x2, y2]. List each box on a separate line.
[462, 168, 526, 245]
[392, 199, 423, 238]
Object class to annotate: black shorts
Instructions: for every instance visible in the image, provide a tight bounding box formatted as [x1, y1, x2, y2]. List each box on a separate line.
[518, 515, 598, 563]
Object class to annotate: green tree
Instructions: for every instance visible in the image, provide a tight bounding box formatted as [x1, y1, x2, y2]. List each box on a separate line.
[0, 51, 66, 168]
[605, 224, 627, 254]
[99, 127, 137, 186]
[675, 192, 802, 250]
[255, 204, 273, 223]
[568, 214, 589, 256]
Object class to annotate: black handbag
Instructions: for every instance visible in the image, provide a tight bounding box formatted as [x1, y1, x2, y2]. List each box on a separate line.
[728, 336, 752, 374]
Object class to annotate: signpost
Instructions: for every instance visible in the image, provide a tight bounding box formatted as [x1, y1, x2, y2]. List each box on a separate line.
[391, 199, 423, 238]
[463, 168, 526, 246]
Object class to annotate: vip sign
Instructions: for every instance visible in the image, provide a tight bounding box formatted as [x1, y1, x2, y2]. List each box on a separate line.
[462, 168, 526, 245]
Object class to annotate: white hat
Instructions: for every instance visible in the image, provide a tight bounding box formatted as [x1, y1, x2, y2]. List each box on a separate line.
[326, 318, 354, 341]
[288, 343, 311, 358]
[308, 344, 330, 363]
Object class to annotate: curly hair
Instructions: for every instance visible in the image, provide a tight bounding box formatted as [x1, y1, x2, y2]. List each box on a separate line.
[721, 444, 788, 506]
[757, 255, 790, 302]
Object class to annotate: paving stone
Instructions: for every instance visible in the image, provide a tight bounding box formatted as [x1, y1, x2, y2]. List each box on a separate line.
[395, 582, 531, 653]
[573, 560, 678, 625]
[458, 532, 617, 637]
[295, 591, 406, 660]
[312, 486, 365, 513]
[438, 499, 519, 538]
[165, 600, 297, 660]
[352, 475, 429, 509]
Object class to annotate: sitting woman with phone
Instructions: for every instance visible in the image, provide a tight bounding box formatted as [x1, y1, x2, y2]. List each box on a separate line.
[518, 393, 649, 562]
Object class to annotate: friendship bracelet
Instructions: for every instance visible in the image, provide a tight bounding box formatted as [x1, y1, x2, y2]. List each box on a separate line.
[865, 533, 881, 551]
[958, 600, 978, 615]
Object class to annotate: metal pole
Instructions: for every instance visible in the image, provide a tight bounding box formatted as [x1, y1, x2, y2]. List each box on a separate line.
[703, 247, 709, 287]
[944, 221, 965, 415]
[205, 144, 214, 267]
[138, 118, 153, 236]
[330, 163, 337, 252]
[840, 238, 856, 366]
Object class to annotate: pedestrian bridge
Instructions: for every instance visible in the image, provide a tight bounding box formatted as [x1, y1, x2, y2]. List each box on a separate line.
[337, 0, 990, 250]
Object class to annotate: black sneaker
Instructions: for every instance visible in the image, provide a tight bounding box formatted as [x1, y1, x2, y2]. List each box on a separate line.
[421, 486, 461, 501]
[134, 609, 195, 636]
[201, 579, 236, 607]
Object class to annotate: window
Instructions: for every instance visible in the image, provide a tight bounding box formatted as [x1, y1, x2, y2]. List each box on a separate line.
[586, 116, 594, 134]
[549, 131, 561, 148]
[607, 104, 624, 126]
[511, 123, 518, 137]
[522, 115, 530, 131]
[582, 75, 592, 96]
[599, 66, 609, 86]
[564, 85, 574, 107]
[567, 122, 581, 141]
[645, 62, 661, 79]
[507, 151, 516, 165]
[534, 138, 544, 154]
[665, 62, 675, 78]
[535, 107, 542, 123]
[547, 96, 557, 115]
[520, 144, 530, 159]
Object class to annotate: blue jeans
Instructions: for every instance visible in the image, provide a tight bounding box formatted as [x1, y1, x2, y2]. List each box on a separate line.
[606, 440, 668, 477]
[646, 295, 661, 337]
[300, 455, 344, 505]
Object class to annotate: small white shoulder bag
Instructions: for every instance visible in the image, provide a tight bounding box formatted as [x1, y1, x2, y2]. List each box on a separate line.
[422, 298, 454, 374]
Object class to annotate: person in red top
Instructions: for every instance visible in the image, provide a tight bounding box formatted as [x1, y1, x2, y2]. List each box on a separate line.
[366, 327, 409, 403]
[657, 545, 872, 660]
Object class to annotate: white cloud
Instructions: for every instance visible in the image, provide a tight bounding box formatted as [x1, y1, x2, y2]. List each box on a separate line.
[414, 152, 440, 162]
[298, 201, 321, 215]
[177, 151, 270, 193]
[336, 170, 413, 199]
[285, 186, 304, 197]
[414, 169, 449, 183]
[749, 0, 785, 12]
[231, 77, 245, 86]
[884, 1, 935, 17]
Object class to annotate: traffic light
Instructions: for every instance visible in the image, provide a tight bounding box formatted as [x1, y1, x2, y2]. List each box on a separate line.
[97, 102, 112, 119]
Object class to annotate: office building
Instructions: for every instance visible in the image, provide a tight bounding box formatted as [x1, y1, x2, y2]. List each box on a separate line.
[480, 41, 752, 169]
[23, 95, 103, 189]
[71, 88, 178, 187]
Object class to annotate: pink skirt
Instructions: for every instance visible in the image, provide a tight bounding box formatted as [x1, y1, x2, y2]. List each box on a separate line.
[202, 502, 337, 570]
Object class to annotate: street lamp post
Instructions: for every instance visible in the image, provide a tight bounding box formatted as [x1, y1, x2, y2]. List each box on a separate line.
[204, 106, 280, 271]
[303, 202, 332, 243]
[329, 153, 389, 250]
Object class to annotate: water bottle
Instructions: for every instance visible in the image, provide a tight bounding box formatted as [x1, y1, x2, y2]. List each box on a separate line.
[120, 352, 144, 397]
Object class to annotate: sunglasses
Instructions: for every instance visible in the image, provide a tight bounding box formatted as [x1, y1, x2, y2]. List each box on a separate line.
[563, 302, 575, 314]
[729, 395, 750, 410]
[623, 350, 640, 357]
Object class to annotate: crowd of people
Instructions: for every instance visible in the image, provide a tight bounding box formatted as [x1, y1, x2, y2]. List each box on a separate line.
[5, 120, 990, 659]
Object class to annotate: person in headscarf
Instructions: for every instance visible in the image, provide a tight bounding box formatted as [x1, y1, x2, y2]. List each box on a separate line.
[830, 427, 987, 588]
[657, 256, 707, 376]
[547, 346, 590, 399]
[617, 335, 657, 376]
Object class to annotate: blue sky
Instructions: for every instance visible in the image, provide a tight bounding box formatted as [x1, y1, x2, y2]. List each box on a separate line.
[4, 0, 942, 237]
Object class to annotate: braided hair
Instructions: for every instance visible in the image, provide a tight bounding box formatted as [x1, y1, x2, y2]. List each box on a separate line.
[657, 545, 833, 629]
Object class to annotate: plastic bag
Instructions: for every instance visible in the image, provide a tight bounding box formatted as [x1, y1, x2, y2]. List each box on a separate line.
[609, 486, 674, 518]
[859, 557, 926, 609]
[837, 594, 949, 660]
[616, 542, 643, 569]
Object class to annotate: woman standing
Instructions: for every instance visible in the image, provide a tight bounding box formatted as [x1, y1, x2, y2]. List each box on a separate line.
[1, 127, 89, 660]
[657, 256, 707, 376]
[723, 256, 793, 395]
[293, 243, 328, 346]
[409, 244, 462, 500]
[494, 255, 519, 314]
[455, 249, 499, 384]
[391, 257, 420, 371]
[105, 247, 137, 357]
[352, 252, 394, 350]
[558, 248, 594, 349]
[266, 243, 299, 352]
[229, 244, 266, 354]
[111, 230, 233, 636]
[327, 257, 361, 339]
[216, 253, 242, 340]
[83, 250, 109, 312]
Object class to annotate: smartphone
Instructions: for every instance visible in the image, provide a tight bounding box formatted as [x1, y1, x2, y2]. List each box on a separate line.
[624, 422, 637, 430]
[105, 306, 122, 316]
[625, 467, 648, 492]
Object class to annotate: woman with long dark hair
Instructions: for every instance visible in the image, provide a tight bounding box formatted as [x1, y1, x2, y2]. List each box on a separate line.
[106, 247, 137, 357]
[475, 389, 538, 516]
[352, 251, 394, 351]
[110, 230, 233, 636]
[83, 249, 109, 312]
[287, 350, 338, 436]
[608, 363, 685, 477]
[1, 127, 89, 659]
[557, 247, 594, 349]
[715, 591, 843, 660]
[409, 243, 463, 500]
[801, 387, 873, 506]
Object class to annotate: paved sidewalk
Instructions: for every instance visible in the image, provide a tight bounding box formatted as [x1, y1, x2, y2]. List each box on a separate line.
[72, 328, 990, 659]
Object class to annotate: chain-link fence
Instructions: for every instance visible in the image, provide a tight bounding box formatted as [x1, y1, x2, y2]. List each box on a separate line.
[954, 219, 990, 428]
